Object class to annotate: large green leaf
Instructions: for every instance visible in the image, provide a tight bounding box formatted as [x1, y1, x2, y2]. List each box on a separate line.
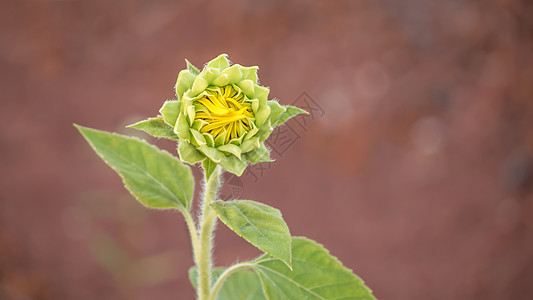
[75, 125, 194, 211]
[127, 116, 179, 141]
[211, 200, 292, 268]
[253, 237, 376, 300]
[189, 267, 266, 300]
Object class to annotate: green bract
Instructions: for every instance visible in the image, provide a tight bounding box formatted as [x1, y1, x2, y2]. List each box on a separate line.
[129, 54, 308, 176]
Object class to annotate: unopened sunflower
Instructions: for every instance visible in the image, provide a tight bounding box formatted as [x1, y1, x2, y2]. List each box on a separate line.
[129, 54, 307, 176]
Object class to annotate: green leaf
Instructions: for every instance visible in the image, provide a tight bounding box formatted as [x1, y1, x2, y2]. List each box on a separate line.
[210, 200, 292, 268]
[189, 267, 266, 300]
[75, 125, 194, 211]
[274, 106, 308, 126]
[127, 116, 179, 141]
[253, 237, 376, 300]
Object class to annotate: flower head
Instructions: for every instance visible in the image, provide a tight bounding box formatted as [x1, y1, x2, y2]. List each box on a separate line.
[130, 54, 307, 176]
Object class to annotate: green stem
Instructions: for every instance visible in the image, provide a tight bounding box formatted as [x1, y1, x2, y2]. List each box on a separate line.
[197, 165, 222, 300]
[208, 262, 256, 300]
[183, 211, 200, 265]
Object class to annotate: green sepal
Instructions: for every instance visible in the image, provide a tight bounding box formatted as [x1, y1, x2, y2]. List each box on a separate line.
[211, 74, 231, 87]
[190, 128, 207, 146]
[217, 143, 242, 160]
[267, 100, 286, 126]
[256, 121, 274, 142]
[206, 53, 230, 71]
[244, 143, 274, 163]
[186, 105, 196, 124]
[240, 136, 260, 153]
[178, 140, 205, 164]
[185, 59, 200, 75]
[211, 200, 292, 268]
[249, 98, 260, 113]
[200, 145, 225, 163]
[203, 132, 215, 147]
[219, 155, 248, 176]
[240, 66, 259, 84]
[253, 85, 270, 103]
[244, 122, 259, 141]
[212, 64, 242, 86]
[191, 76, 209, 96]
[275, 106, 308, 126]
[200, 67, 220, 84]
[175, 70, 196, 101]
[237, 79, 255, 98]
[254, 104, 271, 127]
[222, 64, 243, 83]
[202, 159, 218, 181]
[214, 130, 228, 147]
[126, 116, 179, 141]
[159, 100, 180, 127]
[175, 113, 190, 140]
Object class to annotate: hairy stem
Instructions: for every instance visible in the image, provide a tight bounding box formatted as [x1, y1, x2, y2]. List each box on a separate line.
[197, 165, 222, 300]
[209, 262, 256, 300]
[183, 211, 200, 265]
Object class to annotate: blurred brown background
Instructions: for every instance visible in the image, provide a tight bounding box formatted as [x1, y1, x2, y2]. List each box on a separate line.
[1, 0, 533, 299]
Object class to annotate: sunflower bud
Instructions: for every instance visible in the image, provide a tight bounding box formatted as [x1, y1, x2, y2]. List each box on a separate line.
[130, 54, 307, 176]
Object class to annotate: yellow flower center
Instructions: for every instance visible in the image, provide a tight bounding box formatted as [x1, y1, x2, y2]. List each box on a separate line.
[195, 85, 254, 144]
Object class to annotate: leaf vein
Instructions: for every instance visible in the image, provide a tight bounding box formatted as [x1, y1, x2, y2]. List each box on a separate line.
[95, 138, 188, 208]
[255, 265, 326, 300]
